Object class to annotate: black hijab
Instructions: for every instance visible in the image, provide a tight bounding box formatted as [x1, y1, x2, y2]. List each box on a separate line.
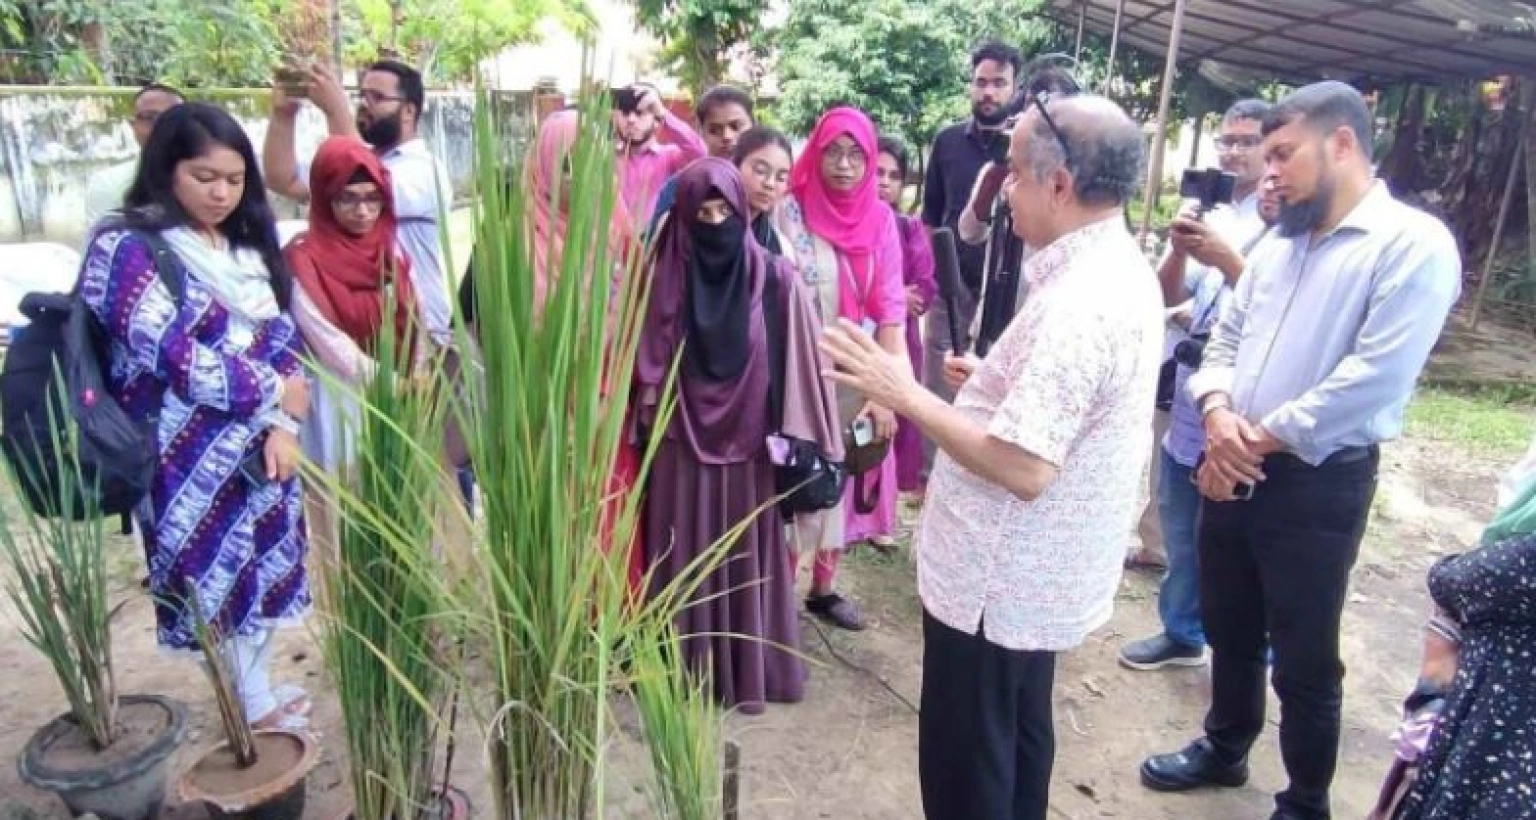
[685, 202, 751, 381]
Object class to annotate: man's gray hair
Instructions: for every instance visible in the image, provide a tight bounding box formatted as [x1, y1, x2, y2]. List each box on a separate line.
[1262, 81, 1373, 157]
[1024, 94, 1145, 208]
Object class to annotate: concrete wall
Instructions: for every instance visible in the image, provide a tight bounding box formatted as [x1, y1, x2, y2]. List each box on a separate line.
[0, 88, 534, 248]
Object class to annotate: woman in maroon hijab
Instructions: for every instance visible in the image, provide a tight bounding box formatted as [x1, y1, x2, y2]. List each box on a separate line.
[636, 158, 841, 713]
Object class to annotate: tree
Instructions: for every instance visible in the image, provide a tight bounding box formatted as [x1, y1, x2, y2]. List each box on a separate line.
[346, 0, 597, 84]
[770, 0, 1023, 156]
[633, 0, 769, 95]
[0, 0, 282, 86]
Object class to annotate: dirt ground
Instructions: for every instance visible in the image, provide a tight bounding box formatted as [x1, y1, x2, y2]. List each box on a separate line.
[0, 393, 1527, 819]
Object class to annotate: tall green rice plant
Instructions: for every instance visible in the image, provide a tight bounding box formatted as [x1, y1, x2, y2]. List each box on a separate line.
[458, 86, 637, 820]
[0, 400, 117, 749]
[305, 317, 457, 820]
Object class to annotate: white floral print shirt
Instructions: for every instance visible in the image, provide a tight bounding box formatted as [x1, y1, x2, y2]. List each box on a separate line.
[915, 215, 1164, 651]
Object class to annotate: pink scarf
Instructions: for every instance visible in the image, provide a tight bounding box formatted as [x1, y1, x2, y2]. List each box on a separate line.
[527, 109, 632, 312]
[789, 107, 885, 265]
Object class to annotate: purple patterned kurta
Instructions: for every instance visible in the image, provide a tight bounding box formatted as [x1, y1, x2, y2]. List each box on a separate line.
[81, 229, 310, 651]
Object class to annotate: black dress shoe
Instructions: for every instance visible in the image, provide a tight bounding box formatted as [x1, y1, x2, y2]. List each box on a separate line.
[1140, 738, 1249, 792]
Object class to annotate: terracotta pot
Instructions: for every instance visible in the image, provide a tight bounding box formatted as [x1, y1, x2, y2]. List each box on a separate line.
[177, 729, 320, 820]
[19, 694, 190, 820]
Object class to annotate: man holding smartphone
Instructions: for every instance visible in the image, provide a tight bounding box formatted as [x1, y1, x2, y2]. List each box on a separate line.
[1118, 99, 1272, 672]
[610, 83, 707, 228]
[1139, 82, 1461, 820]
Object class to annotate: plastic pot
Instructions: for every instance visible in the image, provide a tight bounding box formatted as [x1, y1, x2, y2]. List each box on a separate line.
[18, 694, 189, 820]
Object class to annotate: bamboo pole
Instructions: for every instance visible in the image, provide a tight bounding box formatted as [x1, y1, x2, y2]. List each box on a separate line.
[1138, 0, 1190, 246]
[1469, 105, 1533, 330]
[1103, 0, 1128, 94]
[1074, 0, 1089, 64]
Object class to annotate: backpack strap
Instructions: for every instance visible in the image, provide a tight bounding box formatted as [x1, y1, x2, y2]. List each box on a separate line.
[131, 229, 187, 304]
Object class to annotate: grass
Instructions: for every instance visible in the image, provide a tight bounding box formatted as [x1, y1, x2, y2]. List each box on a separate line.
[1406, 385, 1536, 458]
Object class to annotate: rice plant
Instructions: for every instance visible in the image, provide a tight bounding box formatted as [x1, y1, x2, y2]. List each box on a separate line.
[189, 598, 256, 766]
[454, 85, 652, 820]
[629, 619, 724, 820]
[0, 399, 118, 749]
[305, 313, 458, 820]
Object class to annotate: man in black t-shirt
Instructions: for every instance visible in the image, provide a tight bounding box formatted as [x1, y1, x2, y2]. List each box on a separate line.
[919, 40, 1021, 492]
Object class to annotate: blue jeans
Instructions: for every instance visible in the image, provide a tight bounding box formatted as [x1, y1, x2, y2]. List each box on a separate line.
[1156, 451, 1204, 649]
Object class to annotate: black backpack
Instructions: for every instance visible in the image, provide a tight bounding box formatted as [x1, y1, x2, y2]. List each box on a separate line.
[0, 230, 185, 528]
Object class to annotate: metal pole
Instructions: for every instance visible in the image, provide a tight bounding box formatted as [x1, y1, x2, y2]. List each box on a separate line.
[1138, 0, 1189, 246]
[1103, 0, 1128, 94]
[1469, 108, 1532, 330]
[1074, 0, 1089, 64]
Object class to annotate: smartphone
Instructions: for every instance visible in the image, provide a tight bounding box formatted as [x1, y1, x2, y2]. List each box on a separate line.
[238, 450, 273, 487]
[851, 417, 875, 447]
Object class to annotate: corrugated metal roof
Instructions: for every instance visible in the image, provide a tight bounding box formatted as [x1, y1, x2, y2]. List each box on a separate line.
[1043, 0, 1536, 84]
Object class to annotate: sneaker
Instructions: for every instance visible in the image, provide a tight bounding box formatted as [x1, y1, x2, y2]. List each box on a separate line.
[1119, 634, 1207, 671]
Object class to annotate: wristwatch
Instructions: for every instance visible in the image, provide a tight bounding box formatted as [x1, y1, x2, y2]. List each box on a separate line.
[1200, 395, 1231, 418]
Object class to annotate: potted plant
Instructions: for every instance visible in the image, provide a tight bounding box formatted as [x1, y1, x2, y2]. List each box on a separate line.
[1, 438, 188, 820]
[176, 605, 319, 820]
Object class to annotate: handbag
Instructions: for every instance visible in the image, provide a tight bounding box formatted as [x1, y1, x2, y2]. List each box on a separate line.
[842, 424, 890, 516]
[762, 268, 845, 516]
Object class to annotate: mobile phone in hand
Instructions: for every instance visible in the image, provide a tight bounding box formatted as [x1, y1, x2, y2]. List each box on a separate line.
[238, 450, 272, 487]
[852, 417, 875, 447]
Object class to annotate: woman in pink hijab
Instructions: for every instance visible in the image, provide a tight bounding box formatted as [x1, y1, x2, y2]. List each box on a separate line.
[774, 106, 907, 631]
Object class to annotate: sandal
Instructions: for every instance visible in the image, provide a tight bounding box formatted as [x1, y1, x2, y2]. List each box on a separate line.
[806, 593, 866, 631]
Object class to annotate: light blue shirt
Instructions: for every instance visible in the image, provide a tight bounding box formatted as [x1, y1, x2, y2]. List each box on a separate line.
[1163, 195, 1264, 467]
[1187, 181, 1462, 466]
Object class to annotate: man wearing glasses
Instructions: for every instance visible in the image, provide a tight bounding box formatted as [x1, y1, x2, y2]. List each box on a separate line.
[85, 83, 184, 229]
[1118, 99, 1272, 673]
[266, 60, 455, 349]
[821, 94, 1161, 820]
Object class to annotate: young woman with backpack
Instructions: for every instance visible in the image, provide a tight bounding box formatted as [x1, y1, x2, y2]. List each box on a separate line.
[79, 103, 313, 731]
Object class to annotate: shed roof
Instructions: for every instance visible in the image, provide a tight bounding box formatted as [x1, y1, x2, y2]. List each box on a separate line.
[1042, 0, 1536, 84]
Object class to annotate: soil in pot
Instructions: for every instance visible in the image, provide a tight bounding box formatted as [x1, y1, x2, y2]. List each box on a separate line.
[21, 694, 189, 820]
[180, 730, 319, 820]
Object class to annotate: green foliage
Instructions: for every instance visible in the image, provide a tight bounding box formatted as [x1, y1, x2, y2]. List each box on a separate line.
[0, 0, 281, 86]
[770, 0, 990, 151]
[0, 403, 118, 749]
[346, 0, 597, 83]
[634, 0, 770, 95]
[308, 317, 455, 820]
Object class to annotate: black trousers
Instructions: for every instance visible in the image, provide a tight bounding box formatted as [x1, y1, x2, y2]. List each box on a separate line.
[1199, 447, 1379, 820]
[919, 610, 1056, 820]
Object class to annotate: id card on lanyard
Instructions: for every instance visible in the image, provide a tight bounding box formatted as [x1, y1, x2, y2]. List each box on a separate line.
[839, 254, 878, 335]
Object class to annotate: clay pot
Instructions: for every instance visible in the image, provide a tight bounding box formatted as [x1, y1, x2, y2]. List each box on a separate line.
[18, 694, 190, 820]
[178, 729, 320, 820]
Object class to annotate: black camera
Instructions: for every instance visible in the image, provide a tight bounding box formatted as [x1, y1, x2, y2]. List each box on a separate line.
[1173, 333, 1209, 369]
[1179, 168, 1237, 215]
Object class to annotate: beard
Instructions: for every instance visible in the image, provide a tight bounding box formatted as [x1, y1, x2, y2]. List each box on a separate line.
[625, 124, 657, 148]
[1276, 176, 1335, 237]
[360, 111, 404, 150]
[972, 102, 1007, 127]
